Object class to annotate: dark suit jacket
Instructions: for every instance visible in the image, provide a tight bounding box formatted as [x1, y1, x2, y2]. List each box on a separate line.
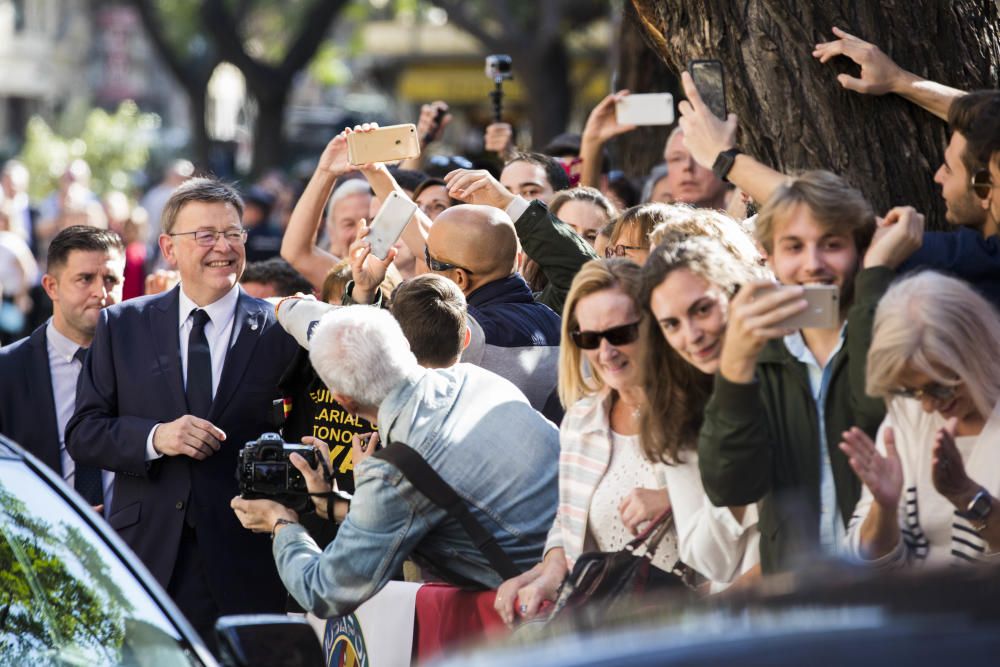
[66, 286, 298, 614]
[0, 324, 62, 473]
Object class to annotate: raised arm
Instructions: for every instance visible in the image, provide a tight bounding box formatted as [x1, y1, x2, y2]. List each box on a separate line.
[812, 27, 965, 122]
[579, 91, 636, 189]
[677, 72, 788, 205]
[281, 133, 353, 290]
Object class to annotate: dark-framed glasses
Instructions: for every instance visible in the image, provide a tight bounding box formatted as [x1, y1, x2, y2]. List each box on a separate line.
[570, 321, 641, 350]
[169, 228, 248, 247]
[424, 245, 473, 273]
[889, 382, 958, 403]
[972, 169, 994, 199]
[605, 244, 645, 258]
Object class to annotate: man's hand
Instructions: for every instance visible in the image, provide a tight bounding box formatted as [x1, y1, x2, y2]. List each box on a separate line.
[352, 432, 379, 471]
[417, 101, 452, 146]
[230, 496, 298, 534]
[145, 270, 179, 296]
[812, 27, 907, 96]
[484, 123, 515, 158]
[839, 426, 903, 509]
[863, 206, 924, 269]
[317, 131, 354, 178]
[677, 71, 739, 169]
[718, 281, 807, 383]
[348, 221, 396, 304]
[443, 168, 516, 210]
[153, 415, 225, 460]
[619, 488, 670, 536]
[582, 91, 637, 145]
[291, 436, 334, 519]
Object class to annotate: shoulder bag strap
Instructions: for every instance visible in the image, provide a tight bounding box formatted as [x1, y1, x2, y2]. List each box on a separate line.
[373, 442, 521, 580]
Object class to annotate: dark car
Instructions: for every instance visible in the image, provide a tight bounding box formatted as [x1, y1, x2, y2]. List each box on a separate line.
[0, 435, 322, 666]
[432, 561, 1000, 667]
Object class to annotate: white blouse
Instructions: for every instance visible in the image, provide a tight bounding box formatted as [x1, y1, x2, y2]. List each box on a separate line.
[586, 430, 679, 573]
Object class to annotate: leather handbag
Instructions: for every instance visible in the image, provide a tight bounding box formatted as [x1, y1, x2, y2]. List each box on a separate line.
[549, 509, 695, 622]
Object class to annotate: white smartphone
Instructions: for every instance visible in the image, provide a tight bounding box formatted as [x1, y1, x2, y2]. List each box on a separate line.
[757, 284, 840, 329]
[367, 191, 417, 260]
[347, 124, 421, 165]
[615, 93, 675, 126]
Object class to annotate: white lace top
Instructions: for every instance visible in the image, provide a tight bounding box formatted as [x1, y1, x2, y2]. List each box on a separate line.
[585, 430, 679, 572]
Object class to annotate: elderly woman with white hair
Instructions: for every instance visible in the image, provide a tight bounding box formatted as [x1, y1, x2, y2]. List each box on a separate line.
[841, 271, 1000, 567]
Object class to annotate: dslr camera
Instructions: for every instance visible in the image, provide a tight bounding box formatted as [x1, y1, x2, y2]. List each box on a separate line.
[237, 432, 319, 513]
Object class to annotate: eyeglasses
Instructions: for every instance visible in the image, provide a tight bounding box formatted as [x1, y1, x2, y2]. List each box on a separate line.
[424, 245, 473, 273]
[605, 244, 645, 258]
[169, 228, 248, 247]
[570, 321, 641, 350]
[972, 169, 993, 198]
[889, 382, 958, 403]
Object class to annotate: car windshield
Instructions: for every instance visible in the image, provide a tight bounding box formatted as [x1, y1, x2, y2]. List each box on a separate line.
[0, 459, 202, 666]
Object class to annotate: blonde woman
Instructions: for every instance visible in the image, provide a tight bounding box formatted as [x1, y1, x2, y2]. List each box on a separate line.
[493, 259, 679, 625]
[842, 271, 1000, 566]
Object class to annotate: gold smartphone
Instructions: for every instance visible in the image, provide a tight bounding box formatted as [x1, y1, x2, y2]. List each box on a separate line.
[757, 284, 840, 329]
[347, 124, 420, 165]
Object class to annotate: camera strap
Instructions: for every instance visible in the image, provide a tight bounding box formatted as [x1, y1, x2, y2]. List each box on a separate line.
[372, 442, 521, 581]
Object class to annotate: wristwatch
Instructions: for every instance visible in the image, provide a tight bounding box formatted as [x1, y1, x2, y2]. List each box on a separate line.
[958, 487, 992, 531]
[712, 148, 742, 183]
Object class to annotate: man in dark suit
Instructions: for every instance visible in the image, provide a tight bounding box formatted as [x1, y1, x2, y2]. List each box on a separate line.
[0, 225, 125, 508]
[67, 178, 298, 648]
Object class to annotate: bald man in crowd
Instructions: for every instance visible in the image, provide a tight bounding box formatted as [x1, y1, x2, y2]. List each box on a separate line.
[420, 204, 562, 420]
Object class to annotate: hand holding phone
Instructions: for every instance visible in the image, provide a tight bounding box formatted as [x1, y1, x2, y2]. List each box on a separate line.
[367, 191, 417, 260]
[755, 284, 840, 330]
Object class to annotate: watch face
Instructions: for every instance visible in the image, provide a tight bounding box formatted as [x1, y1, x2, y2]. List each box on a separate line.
[971, 493, 992, 519]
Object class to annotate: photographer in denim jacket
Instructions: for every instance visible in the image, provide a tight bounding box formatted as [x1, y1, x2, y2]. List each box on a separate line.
[231, 305, 559, 618]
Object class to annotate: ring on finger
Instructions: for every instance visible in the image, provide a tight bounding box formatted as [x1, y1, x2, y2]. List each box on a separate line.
[520, 604, 528, 614]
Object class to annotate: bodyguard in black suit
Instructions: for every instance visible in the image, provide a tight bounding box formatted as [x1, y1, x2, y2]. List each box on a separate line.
[0, 226, 125, 506]
[67, 179, 298, 647]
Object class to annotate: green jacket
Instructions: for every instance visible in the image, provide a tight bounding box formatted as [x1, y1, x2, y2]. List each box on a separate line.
[698, 267, 894, 573]
[513, 200, 599, 316]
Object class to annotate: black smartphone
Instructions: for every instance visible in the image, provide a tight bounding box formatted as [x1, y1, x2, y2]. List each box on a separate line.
[688, 59, 727, 119]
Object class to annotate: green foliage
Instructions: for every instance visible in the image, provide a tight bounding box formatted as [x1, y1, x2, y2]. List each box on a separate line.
[18, 102, 161, 200]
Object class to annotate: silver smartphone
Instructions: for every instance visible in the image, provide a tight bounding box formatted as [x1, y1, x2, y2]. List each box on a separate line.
[615, 93, 675, 126]
[367, 191, 417, 260]
[758, 284, 840, 329]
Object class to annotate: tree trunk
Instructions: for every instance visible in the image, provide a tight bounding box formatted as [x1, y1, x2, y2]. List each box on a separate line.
[188, 86, 211, 167]
[630, 0, 1000, 227]
[516, 40, 573, 150]
[251, 88, 290, 176]
[612, 0, 681, 181]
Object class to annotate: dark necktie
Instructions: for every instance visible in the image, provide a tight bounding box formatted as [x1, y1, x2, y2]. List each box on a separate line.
[72, 347, 104, 506]
[187, 309, 213, 418]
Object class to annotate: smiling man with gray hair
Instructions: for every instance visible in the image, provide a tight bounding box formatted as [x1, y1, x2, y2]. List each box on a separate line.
[231, 304, 559, 618]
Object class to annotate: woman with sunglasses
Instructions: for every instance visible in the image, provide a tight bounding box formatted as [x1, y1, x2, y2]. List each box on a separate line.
[841, 271, 1000, 566]
[493, 259, 680, 626]
[639, 230, 766, 588]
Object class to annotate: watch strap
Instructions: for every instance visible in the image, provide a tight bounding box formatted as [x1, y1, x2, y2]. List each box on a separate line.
[712, 148, 741, 183]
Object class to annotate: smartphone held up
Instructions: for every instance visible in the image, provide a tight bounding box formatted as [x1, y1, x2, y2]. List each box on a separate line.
[758, 284, 840, 330]
[366, 191, 418, 260]
[615, 93, 676, 126]
[688, 59, 727, 119]
[347, 124, 421, 166]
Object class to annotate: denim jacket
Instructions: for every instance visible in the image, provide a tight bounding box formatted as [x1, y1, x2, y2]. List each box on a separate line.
[272, 363, 560, 618]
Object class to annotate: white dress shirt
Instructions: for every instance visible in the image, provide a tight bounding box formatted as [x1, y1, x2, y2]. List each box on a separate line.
[47, 320, 114, 508]
[145, 284, 240, 459]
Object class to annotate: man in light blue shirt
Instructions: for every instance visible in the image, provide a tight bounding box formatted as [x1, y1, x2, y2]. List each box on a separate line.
[232, 305, 559, 618]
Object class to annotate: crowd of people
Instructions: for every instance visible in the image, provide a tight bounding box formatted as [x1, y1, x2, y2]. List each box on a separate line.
[2, 26, 1000, 655]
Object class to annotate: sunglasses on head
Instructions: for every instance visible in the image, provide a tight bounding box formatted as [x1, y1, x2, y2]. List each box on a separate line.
[570, 321, 641, 350]
[889, 382, 957, 403]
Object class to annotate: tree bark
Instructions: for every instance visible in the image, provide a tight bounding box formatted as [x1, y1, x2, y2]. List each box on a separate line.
[630, 0, 1000, 226]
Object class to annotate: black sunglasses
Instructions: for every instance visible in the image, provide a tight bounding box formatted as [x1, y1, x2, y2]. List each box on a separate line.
[570, 321, 641, 350]
[424, 245, 473, 273]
